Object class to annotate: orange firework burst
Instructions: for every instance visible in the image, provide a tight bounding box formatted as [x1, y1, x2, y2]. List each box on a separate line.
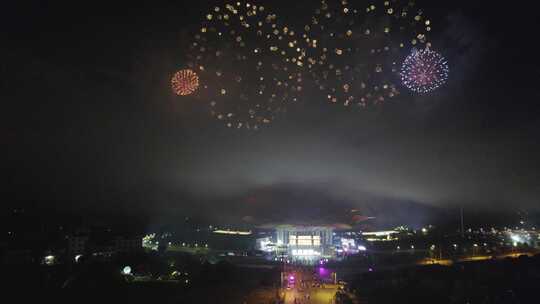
[171, 69, 199, 96]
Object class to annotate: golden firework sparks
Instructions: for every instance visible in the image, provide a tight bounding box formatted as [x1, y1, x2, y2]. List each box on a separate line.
[171, 69, 199, 96]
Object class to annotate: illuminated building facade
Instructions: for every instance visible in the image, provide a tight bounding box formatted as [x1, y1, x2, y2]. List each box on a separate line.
[275, 225, 334, 259]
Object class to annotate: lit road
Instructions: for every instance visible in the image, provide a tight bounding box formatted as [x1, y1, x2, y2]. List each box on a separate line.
[418, 251, 535, 266]
[284, 285, 338, 304]
[282, 267, 339, 304]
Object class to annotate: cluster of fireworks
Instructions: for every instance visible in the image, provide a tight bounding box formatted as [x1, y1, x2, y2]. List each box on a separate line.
[171, 0, 449, 129]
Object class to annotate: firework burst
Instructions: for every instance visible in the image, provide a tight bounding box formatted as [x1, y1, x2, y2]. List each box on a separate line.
[400, 48, 449, 93]
[171, 69, 200, 96]
[186, 2, 304, 130]
[302, 0, 432, 107]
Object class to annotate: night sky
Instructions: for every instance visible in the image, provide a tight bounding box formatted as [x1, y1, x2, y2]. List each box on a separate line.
[3, 1, 540, 225]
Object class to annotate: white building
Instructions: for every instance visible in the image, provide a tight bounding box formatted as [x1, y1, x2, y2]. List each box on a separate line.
[275, 225, 334, 259]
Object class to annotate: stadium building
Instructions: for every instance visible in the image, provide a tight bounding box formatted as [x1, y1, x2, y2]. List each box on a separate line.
[274, 225, 334, 260]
